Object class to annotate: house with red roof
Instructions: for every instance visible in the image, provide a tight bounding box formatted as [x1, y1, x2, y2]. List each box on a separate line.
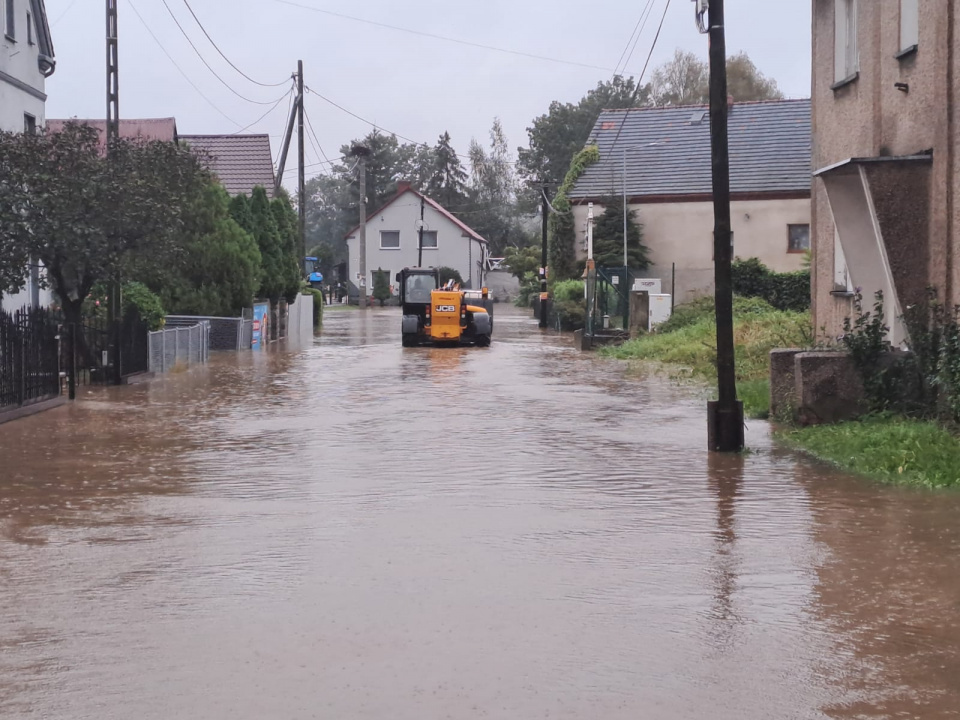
[344, 182, 489, 296]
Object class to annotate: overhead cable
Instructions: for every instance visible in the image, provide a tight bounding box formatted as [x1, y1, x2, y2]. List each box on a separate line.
[271, 0, 616, 73]
[612, 0, 656, 79]
[128, 0, 241, 127]
[180, 0, 291, 88]
[158, 0, 290, 105]
[233, 85, 295, 135]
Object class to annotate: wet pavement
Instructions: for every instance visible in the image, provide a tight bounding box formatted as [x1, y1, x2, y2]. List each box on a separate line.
[1, 306, 960, 719]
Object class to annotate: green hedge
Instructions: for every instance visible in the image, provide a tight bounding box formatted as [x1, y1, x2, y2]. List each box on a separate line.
[731, 257, 810, 312]
[123, 281, 165, 331]
[303, 289, 324, 330]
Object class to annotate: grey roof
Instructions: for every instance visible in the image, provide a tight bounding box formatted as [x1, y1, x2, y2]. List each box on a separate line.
[568, 99, 811, 201]
[180, 134, 276, 197]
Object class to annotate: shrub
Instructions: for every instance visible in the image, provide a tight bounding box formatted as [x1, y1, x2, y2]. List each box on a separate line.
[550, 279, 585, 330]
[732, 257, 810, 312]
[304, 289, 324, 329]
[372, 268, 391, 306]
[123, 281, 165, 330]
[655, 295, 777, 335]
[437, 266, 463, 286]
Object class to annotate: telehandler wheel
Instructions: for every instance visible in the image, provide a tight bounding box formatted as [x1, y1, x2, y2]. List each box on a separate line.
[402, 334, 417, 347]
[475, 334, 491, 347]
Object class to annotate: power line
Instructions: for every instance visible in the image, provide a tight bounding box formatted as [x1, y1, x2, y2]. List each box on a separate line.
[51, 0, 80, 27]
[128, 0, 242, 127]
[271, 0, 616, 73]
[233, 85, 295, 135]
[612, 0, 655, 79]
[608, 0, 674, 155]
[158, 0, 290, 106]
[179, 0, 290, 88]
[620, 0, 658, 77]
[302, 105, 331, 165]
[303, 86, 517, 166]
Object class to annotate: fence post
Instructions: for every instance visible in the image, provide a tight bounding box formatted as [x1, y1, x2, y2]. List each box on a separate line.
[161, 329, 166, 373]
[174, 327, 179, 365]
[18, 312, 26, 407]
[188, 326, 193, 366]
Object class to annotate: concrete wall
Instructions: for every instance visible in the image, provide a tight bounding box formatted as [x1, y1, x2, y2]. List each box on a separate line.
[0, 0, 47, 133]
[571, 196, 810, 303]
[811, 0, 959, 338]
[346, 192, 486, 294]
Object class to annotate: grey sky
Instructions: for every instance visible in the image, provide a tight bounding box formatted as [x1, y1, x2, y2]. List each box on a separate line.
[44, 0, 811, 191]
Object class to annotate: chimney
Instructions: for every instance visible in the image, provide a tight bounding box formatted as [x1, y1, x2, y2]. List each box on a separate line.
[396, 180, 412, 195]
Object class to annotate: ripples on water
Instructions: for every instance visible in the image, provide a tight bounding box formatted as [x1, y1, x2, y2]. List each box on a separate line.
[1, 307, 959, 719]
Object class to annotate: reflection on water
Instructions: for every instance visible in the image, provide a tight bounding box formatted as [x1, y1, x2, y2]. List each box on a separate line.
[1, 306, 959, 719]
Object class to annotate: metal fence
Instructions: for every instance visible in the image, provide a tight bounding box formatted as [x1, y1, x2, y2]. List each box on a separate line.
[165, 314, 253, 351]
[0, 307, 62, 410]
[148, 322, 210, 374]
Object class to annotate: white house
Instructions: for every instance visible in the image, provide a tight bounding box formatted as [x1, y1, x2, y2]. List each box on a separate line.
[568, 99, 811, 304]
[1, 0, 55, 312]
[345, 182, 488, 296]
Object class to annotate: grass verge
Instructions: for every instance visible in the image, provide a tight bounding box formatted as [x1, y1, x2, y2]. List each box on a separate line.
[600, 297, 809, 419]
[779, 416, 960, 489]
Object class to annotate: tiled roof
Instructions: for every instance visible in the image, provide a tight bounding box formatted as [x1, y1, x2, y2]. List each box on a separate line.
[46, 118, 178, 147]
[568, 98, 811, 201]
[180, 134, 276, 197]
[344, 187, 488, 244]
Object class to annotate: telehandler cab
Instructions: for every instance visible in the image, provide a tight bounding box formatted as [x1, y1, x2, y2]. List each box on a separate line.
[397, 267, 493, 347]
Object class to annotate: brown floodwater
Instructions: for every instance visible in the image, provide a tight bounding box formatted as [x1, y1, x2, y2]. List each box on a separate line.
[1, 306, 959, 719]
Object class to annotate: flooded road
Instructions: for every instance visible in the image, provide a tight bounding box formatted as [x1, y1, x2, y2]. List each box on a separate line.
[2, 306, 960, 719]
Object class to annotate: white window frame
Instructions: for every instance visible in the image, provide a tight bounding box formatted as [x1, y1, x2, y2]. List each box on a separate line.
[900, 0, 919, 53]
[420, 230, 438, 249]
[834, 0, 858, 84]
[379, 230, 401, 250]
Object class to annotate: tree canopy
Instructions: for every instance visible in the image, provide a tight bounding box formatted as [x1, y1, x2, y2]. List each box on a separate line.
[646, 49, 783, 106]
[0, 122, 209, 322]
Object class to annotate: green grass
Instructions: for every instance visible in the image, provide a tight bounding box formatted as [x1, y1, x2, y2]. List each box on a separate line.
[600, 297, 808, 419]
[780, 416, 960, 489]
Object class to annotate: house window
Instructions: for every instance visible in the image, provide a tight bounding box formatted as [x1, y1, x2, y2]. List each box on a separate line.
[4, 0, 15, 41]
[834, 0, 858, 84]
[900, 0, 919, 53]
[380, 230, 400, 249]
[26, 11, 32, 45]
[23, 113, 36, 134]
[788, 224, 810, 253]
[420, 231, 438, 249]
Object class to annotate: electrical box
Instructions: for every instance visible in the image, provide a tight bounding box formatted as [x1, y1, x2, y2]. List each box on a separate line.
[633, 278, 662, 295]
[649, 294, 672, 330]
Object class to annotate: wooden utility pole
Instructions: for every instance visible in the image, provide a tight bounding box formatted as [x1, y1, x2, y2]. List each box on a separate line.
[106, 0, 122, 385]
[351, 145, 371, 308]
[705, 0, 744, 452]
[297, 60, 306, 275]
[417, 195, 425, 267]
[539, 186, 549, 328]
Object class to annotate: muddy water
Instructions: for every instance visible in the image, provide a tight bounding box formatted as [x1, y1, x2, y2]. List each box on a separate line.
[1, 306, 959, 719]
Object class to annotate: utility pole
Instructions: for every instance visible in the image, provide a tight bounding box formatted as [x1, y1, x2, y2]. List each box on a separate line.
[703, 0, 744, 452]
[622, 150, 628, 270]
[297, 60, 306, 275]
[350, 145, 371, 308]
[584, 203, 596, 338]
[539, 185, 549, 328]
[106, 0, 121, 385]
[417, 195, 425, 267]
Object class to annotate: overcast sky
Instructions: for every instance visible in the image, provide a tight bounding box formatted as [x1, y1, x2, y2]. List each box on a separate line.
[44, 0, 812, 191]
